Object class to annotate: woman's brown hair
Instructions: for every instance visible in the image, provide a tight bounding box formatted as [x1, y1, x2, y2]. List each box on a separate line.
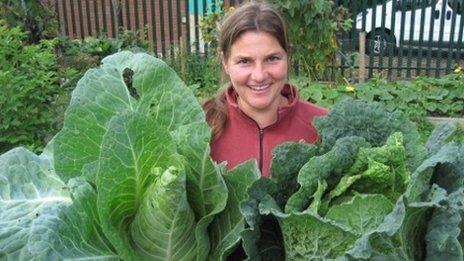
[203, 1, 290, 140]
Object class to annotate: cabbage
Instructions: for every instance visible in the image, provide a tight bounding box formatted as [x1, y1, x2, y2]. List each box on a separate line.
[0, 51, 241, 260]
[239, 100, 464, 260]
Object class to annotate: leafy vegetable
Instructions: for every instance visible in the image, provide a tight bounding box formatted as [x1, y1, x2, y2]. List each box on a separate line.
[238, 99, 464, 260]
[313, 98, 427, 171]
[209, 161, 261, 260]
[0, 51, 227, 260]
[423, 124, 464, 260]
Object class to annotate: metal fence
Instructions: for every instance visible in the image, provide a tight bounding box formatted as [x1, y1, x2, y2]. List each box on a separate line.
[43, 0, 464, 80]
[336, 0, 464, 81]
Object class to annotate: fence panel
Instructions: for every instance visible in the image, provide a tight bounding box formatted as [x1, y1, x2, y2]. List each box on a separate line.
[44, 0, 240, 57]
[337, 0, 464, 81]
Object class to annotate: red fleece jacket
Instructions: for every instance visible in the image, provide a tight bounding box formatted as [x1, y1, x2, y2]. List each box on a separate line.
[210, 84, 328, 177]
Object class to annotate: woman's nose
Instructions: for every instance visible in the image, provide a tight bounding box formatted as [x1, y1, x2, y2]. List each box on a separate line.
[251, 63, 267, 82]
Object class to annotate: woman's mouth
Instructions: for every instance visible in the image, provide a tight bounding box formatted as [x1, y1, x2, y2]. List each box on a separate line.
[248, 83, 271, 91]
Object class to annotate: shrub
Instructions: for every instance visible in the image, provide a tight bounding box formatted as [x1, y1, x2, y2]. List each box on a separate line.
[54, 29, 150, 92]
[165, 51, 222, 99]
[0, 0, 59, 43]
[0, 21, 65, 153]
[270, 0, 352, 80]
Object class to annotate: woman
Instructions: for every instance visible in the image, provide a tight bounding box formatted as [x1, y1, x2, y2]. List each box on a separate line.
[204, 1, 327, 178]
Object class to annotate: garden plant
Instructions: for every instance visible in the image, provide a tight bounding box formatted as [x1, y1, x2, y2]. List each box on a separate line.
[0, 20, 67, 153]
[0, 51, 463, 260]
[293, 72, 464, 143]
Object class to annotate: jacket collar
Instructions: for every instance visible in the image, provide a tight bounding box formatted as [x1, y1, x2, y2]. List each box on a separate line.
[225, 83, 299, 128]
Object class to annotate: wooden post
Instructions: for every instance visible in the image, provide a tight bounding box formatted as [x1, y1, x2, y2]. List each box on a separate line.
[359, 31, 366, 83]
[180, 36, 186, 80]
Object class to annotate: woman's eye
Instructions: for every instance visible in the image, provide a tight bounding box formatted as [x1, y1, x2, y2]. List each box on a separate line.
[267, 56, 280, 62]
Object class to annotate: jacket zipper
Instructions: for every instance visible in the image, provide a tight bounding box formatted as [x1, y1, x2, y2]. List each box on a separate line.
[259, 128, 264, 172]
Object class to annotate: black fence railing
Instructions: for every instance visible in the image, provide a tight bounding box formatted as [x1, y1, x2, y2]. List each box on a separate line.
[336, 0, 464, 81]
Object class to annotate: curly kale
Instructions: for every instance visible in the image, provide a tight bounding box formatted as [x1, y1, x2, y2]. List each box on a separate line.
[313, 98, 427, 171]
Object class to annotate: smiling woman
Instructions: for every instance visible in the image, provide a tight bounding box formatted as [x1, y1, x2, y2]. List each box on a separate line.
[203, 1, 328, 178]
[224, 31, 289, 127]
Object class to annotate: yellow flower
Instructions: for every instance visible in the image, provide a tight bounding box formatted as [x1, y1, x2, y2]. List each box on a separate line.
[228, 6, 235, 12]
[345, 85, 356, 92]
[331, 36, 338, 48]
[454, 64, 462, 74]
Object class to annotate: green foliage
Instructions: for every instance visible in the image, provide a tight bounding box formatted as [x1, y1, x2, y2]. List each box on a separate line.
[294, 72, 464, 119]
[54, 29, 151, 98]
[1, 51, 463, 261]
[270, 0, 352, 80]
[293, 72, 464, 143]
[0, 0, 59, 43]
[199, 3, 228, 50]
[0, 23, 151, 153]
[313, 99, 427, 170]
[165, 52, 222, 100]
[285, 136, 370, 213]
[209, 161, 261, 260]
[240, 99, 464, 260]
[0, 21, 66, 153]
[56, 29, 149, 71]
[58, 29, 149, 59]
[0, 51, 229, 260]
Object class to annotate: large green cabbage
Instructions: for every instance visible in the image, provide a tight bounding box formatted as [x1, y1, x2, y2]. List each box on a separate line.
[237, 100, 464, 260]
[0, 51, 251, 260]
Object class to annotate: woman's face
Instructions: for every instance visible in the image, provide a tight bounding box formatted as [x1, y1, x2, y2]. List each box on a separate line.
[223, 31, 288, 114]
